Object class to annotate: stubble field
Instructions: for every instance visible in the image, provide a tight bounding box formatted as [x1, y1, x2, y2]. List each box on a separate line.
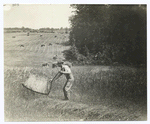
[4, 32, 147, 121]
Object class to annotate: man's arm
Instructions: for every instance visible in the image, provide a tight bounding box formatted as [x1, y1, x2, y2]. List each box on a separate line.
[59, 70, 71, 74]
[51, 72, 63, 83]
[60, 65, 71, 74]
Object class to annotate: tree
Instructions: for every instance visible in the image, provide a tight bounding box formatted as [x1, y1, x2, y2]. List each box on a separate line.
[65, 27, 68, 34]
[69, 4, 146, 65]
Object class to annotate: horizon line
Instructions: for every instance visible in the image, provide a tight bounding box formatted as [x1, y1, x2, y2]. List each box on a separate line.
[4, 27, 71, 29]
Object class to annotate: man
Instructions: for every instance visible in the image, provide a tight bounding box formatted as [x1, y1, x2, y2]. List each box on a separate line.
[51, 61, 74, 100]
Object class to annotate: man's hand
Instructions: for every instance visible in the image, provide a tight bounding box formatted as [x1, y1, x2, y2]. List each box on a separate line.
[59, 70, 71, 74]
[52, 63, 57, 68]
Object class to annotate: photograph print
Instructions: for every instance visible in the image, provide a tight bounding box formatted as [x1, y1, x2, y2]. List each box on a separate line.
[4, 4, 147, 121]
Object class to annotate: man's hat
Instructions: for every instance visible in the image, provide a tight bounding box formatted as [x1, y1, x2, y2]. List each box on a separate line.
[64, 61, 72, 68]
[57, 60, 64, 65]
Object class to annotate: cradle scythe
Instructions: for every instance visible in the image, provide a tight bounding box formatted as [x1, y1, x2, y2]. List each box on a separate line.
[22, 70, 61, 95]
[22, 59, 62, 95]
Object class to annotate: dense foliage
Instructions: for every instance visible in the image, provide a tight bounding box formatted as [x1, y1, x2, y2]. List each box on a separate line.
[67, 5, 146, 65]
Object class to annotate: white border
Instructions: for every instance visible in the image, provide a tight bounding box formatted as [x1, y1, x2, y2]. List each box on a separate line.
[1, 0, 149, 124]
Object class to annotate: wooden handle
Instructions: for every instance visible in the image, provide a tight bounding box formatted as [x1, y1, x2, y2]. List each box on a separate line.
[47, 72, 61, 95]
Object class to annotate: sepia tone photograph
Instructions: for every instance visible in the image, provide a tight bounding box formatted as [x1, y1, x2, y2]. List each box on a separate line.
[3, 3, 147, 122]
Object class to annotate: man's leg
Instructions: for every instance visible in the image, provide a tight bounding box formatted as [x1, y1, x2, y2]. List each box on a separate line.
[63, 80, 73, 100]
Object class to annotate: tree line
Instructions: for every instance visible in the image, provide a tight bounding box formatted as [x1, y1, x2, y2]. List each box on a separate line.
[64, 4, 146, 66]
[4, 27, 69, 33]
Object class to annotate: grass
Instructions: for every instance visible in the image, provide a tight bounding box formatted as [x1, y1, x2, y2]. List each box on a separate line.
[71, 66, 147, 104]
[4, 65, 147, 121]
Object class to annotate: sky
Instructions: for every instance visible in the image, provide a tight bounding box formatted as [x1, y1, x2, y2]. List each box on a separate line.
[3, 4, 75, 29]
